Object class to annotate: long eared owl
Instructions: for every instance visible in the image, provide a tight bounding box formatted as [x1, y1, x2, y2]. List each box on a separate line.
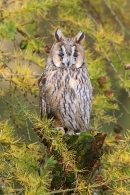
[38, 29, 92, 135]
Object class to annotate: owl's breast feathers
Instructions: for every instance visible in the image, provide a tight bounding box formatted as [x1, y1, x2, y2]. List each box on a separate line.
[38, 67, 92, 134]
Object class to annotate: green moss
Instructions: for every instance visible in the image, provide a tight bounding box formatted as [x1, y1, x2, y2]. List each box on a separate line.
[66, 132, 95, 169]
[51, 163, 63, 189]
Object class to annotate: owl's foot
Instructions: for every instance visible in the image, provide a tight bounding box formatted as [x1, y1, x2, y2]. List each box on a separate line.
[75, 132, 80, 135]
[56, 127, 65, 135]
[66, 132, 80, 135]
[56, 128, 81, 135]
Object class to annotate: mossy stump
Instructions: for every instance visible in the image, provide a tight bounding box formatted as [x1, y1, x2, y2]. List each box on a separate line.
[51, 132, 107, 191]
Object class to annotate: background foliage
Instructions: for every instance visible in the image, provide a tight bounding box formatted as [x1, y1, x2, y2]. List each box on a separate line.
[0, 0, 130, 194]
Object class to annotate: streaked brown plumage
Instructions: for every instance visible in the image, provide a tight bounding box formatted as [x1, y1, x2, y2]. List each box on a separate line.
[38, 29, 92, 135]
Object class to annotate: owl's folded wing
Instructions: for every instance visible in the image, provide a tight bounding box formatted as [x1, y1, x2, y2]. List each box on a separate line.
[38, 74, 47, 119]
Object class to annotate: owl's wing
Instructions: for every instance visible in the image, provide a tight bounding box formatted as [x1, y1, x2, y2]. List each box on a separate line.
[38, 73, 47, 119]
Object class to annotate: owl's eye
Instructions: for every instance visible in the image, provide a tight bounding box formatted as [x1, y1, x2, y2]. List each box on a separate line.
[74, 50, 78, 57]
[58, 50, 64, 57]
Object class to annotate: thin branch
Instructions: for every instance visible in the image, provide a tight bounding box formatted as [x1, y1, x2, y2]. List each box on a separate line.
[26, 119, 31, 141]
[114, 177, 130, 182]
[10, 74, 41, 77]
[97, 112, 123, 129]
[109, 40, 125, 68]
[116, 99, 130, 115]
[101, 47, 130, 96]
[0, 0, 15, 9]
[14, 94, 35, 125]
[111, 140, 130, 170]
[0, 74, 41, 80]
[21, 20, 35, 26]
[17, 28, 31, 39]
[103, 0, 130, 36]
[47, 188, 75, 194]
[100, 47, 124, 83]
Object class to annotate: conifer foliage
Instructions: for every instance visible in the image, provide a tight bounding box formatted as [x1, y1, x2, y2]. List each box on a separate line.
[0, 0, 130, 194]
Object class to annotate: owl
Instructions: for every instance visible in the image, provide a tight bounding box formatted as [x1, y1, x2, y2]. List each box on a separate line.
[38, 29, 92, 135]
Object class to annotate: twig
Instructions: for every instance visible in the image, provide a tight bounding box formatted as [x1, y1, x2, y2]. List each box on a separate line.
[114, 177, 130, 182]
[17, 28, 31, 39]
[101, 47, 130, 96]
[103, 0, 130, 36]
[116, 99, 130, 115]
[7, 74, 41, 77]
[0, 74, 41, 80]
[0, 0, 15, 9]
[109, 40, 125, 68]
[100, 47, 124, 83]
[111, 140, 130, 170]
[47, 188, 75, 194]
[21, 21, 35, 26]
[73, 171, 78, 194]
[26, 119, 31, 141]
[15, 96, 33, 124]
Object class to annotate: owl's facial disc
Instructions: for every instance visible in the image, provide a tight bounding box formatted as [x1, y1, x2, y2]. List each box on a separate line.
[59, 45, 77, 67]
[51, 29, 85, 68]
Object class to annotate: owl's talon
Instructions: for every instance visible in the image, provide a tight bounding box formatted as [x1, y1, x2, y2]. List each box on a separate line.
[75, 133, 80, 135]
[56, 127, 65, 135]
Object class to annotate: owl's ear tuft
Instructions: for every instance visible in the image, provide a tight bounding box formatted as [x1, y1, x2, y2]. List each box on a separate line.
[74, 31, 85, 43]
[55, 29, 63, 42]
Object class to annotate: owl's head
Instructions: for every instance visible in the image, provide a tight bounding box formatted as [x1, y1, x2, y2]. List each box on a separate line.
[50, 29, 85, 68]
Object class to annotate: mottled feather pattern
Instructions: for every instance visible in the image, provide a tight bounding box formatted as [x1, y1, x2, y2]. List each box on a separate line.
[39, 29, 92, 134]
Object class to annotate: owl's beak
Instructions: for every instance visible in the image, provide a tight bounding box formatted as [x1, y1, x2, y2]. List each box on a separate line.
[61, 45, 75, 67]
[67, 57, 70, 66]
[62, 55, 72, 66]
[66, 54, 75, 66]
